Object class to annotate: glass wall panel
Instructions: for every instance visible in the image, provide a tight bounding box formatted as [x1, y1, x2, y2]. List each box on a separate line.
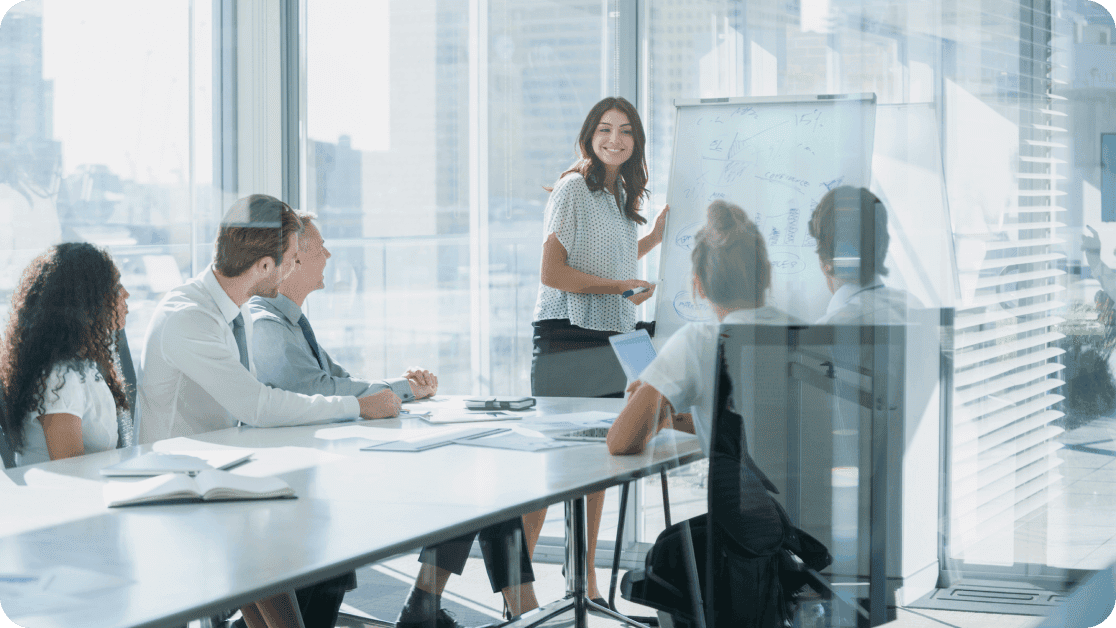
[0, 0, 214, 370]
[641, 0, 1112, 604]
[303, 0, 620, 554]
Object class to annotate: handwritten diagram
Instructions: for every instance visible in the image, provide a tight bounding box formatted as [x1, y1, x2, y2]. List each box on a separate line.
[656, 97, 876, 338]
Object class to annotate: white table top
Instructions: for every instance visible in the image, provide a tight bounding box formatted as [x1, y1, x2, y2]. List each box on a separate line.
[0, 396, 702, 628]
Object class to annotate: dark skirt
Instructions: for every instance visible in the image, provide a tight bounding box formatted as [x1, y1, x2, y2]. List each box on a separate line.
[530, 318, 653, 398]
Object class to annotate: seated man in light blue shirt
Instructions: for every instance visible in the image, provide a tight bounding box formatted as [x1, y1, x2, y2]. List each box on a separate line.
[252, 214, 538, 628]
[249, 215, 437, 404]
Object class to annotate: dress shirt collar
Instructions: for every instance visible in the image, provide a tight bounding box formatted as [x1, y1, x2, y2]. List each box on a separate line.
[824, 274, 886, 319]
[200, 265, 245, 325]
[256, 293, 303, 326]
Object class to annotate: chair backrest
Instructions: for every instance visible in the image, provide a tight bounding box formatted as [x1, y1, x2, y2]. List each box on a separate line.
[710, 319, 924, 627]
[704, 325, 799, 627]
[0, 380, 16, 469]
[95, 330, 139, 447]
[116, 328, 138, 403]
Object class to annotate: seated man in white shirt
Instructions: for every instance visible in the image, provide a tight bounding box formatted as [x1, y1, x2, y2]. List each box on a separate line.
[137, 194, 399, 628]
[807, 185, 916, 324]
[138, 194, 399, 443]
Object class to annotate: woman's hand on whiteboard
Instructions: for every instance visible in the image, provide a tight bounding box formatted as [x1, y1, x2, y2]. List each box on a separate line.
[651, 204, 670, 245]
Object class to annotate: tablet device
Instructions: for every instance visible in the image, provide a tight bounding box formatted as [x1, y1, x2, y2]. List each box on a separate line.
[608, 329, 657, 383]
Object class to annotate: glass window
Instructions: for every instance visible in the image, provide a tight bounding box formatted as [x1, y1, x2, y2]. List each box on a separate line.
[0, 0, 213, 369]
[641, 0, 1100, 604]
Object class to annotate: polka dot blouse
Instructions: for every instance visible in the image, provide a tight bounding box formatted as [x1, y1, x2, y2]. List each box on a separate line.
[533, 173, 639, 333]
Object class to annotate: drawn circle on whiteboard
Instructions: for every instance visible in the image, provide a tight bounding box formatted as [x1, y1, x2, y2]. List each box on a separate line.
[768, 251, 803, 274]
[674, 222, 701, 252]
[673, 291, 714, 322]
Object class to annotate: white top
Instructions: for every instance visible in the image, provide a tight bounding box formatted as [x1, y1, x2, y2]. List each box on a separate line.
[639, 305, 799, 456]
[817, 275, 920, 325]
[532, 173, 639, 332]
[137, 266, 360, 443]
[18, 361, 119, 466]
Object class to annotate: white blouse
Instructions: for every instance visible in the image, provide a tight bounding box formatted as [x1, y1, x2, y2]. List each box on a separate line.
[532, 173, 639, 333]
[17, 361, 119, 466]
[638, 306, 800, 456]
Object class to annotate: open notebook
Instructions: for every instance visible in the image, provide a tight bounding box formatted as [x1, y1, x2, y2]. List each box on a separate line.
[103, 469, 294, 507]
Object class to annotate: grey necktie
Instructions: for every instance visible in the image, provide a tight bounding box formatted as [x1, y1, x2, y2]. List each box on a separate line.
[231, 313, 250, 369]
[297, 314, 326, 370]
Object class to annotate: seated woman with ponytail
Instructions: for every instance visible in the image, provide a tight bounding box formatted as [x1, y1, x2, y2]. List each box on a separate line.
[606, 199, 800, 456]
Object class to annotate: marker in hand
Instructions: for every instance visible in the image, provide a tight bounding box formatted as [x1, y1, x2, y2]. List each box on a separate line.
[622, 282, 659, 298]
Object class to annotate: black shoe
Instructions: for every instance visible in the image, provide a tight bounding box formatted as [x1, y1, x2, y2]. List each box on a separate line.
[396, 608, 468, 628]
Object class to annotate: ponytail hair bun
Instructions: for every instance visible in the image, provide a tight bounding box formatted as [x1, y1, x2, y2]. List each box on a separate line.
[691, 200, 771, 308]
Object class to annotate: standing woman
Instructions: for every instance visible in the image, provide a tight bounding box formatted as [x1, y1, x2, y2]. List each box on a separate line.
[527, 96, 668, 606]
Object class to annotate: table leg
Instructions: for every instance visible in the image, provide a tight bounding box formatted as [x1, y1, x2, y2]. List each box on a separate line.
[564, 497, 589, 628]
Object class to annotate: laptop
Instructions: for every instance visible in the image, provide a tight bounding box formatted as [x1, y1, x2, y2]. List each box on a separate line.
[553, 330, 659, 442]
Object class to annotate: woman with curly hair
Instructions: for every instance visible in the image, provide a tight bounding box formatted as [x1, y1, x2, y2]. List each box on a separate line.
[0, 242, 130, 465]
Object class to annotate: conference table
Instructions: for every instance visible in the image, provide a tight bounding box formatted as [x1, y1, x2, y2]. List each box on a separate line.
[0, 396, 703, 628]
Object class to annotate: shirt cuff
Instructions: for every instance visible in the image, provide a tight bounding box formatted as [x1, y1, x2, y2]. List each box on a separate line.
[343, 396, 361, 418]
[386, 377, 415, 402]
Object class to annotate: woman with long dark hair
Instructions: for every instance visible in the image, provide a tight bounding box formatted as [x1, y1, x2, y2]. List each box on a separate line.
[1, 242, 129, 464]
[0, 243, 305, 628]
[527, 96, 668, 607]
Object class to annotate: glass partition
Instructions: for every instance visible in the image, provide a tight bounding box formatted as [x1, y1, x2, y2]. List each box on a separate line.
[0, 0, 215, 368]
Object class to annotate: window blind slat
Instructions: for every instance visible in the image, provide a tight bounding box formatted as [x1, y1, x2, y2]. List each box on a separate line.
[978, 252, 1062, 269]
[950, 440, 1062, 494]
[952, 450, 1063, 516]
[952, 395, 1065, 445]
[954, 364, 1064, 404]
[982, 238, 1064, 251]
[954, 331, 1065, 367]
[955, 379, 1065, 421]
[954, 347, 1065, 387]
[950, 424, 1064, 482]
[953, 315, 1065, 346]
[978, 410, 1065, 451]
[954, 300, 1065, 329]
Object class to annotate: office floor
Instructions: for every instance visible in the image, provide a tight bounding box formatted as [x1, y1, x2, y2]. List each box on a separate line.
[339, 554, 1052, 628]
[336, 411, 1116, 628]
[1013, 413, 1116, 570]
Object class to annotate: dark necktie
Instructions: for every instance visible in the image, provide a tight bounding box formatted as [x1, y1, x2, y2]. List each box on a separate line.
[231, 313, 250, 369]
[297, 314, 326, 370]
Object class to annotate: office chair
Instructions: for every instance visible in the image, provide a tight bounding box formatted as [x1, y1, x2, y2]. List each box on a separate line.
[114, 329, 138, 445]
[0, 378, 14, 469]
[0, 425, 13, 470]
[606, 470, 671, 626]
[620, 326, 879, 627]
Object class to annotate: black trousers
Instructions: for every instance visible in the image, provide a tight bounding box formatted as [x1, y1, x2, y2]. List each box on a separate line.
[294, 572, 355, 628]
[418, 517, 535, 593]
[531, 319, 654, 398]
